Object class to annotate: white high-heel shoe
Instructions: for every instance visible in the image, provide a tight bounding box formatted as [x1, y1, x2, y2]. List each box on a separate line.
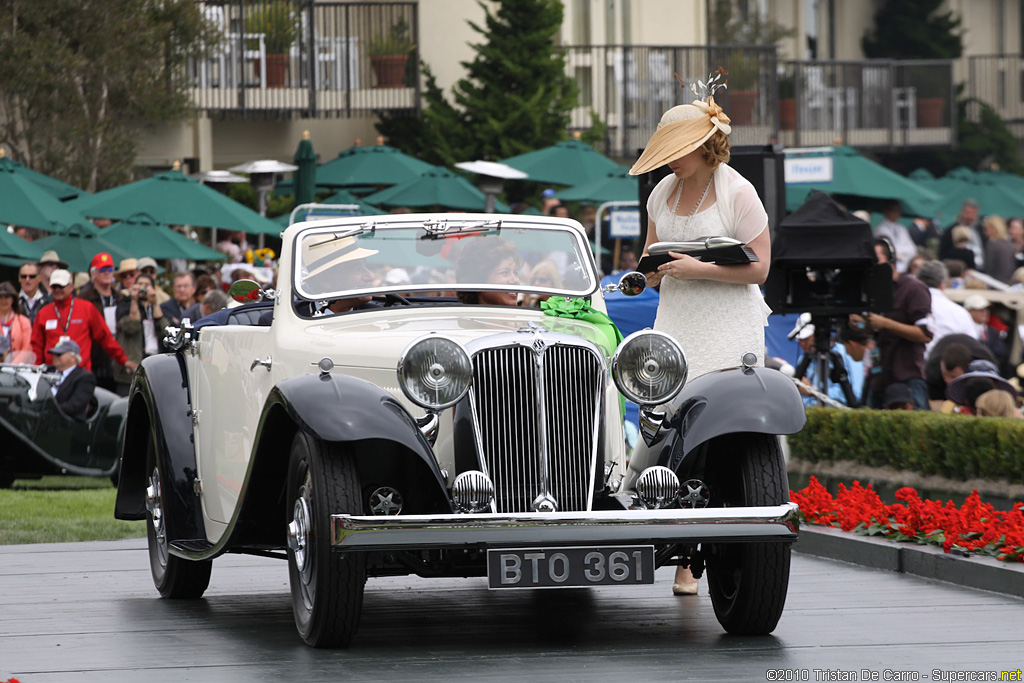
[672, 566, 699, 596]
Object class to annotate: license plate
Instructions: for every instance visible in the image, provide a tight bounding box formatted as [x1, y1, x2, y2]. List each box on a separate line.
[486, 546, 655, 589]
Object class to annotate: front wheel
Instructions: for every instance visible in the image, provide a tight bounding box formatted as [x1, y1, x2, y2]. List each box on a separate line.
[145, 437, 211, 598]
[704, 432, 791, 635]
[286, 431, 366, 648]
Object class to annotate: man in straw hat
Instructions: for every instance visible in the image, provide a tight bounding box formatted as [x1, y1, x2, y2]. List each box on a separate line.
[301, 235, 379, 314]
[629, 70, 773, 596]
[36, 250, 68, 297]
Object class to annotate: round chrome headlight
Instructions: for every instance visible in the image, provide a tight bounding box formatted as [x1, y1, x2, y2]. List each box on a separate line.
[611, 330, 687, 406]
[398, 336, 472, 410]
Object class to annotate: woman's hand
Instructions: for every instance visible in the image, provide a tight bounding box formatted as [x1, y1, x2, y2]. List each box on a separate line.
[657, 252, 708, 281]
[643, 269, 665, 287]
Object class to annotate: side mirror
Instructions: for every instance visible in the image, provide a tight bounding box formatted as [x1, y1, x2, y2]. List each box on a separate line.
[228, 279, 276, 303]
[601, 271, 646, 297]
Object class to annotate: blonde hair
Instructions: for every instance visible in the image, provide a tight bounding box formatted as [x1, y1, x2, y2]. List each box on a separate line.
[1011, 266, 1024, 286]
[983, 215, 1008, 240]
[951, 225, 971, 245]
[529, 260, 562, 288]
[975, 389, 1017, 417]
[700, 130, 730, 168]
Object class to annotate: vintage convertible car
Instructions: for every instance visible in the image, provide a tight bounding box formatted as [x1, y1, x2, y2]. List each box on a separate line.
[114, 213, 806, 647]
[0, 362, 126, 487]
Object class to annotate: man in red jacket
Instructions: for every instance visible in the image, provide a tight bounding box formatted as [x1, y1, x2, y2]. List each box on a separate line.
[30, 269, 137, 373]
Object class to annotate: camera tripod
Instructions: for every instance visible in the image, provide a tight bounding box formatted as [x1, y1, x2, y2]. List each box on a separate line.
[792, 315, 859, 408]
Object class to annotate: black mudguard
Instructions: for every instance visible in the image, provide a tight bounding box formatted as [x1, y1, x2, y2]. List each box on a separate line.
[645, 367, 806, 473]
[236, 373, 452, 544]
[114, 354, 206, 544]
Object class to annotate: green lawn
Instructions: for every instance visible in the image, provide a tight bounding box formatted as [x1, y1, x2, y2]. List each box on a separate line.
[0, 476, 146, 545]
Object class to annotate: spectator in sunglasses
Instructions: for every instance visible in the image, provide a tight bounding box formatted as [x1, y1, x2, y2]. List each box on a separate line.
[17, 262, 50, 324]
[78, 252, 122, 391]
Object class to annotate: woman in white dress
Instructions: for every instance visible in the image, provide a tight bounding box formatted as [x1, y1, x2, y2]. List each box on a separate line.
[629, 85, 773, 595]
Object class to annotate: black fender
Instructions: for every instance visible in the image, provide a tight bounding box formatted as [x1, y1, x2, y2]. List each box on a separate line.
[114, 354, 206, 545]
[647, 367, 806, 473]
[234, 373, 452, 546]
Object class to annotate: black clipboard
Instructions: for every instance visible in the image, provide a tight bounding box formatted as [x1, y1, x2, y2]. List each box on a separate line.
[637, 238, 758, 272]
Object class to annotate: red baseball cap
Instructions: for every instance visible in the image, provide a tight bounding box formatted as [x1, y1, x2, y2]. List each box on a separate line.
[90, 252, 114, 270]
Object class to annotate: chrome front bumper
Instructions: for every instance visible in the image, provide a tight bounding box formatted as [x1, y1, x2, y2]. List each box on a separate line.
[331, 503, 800, 550]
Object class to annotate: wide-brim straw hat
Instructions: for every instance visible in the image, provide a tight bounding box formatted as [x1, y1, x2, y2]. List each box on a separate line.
[628, 96, 732, 176]
[37, 250, 69, 269]
[302, 235, 379, 280]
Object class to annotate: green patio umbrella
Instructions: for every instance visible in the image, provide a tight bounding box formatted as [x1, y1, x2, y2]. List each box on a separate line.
[31, 222, 132, 272]
[500, 139, 622, 187]
[556, 167, 637, 204]
[66, 168, 282, 236]
[0, 152, 84, 201]
[361, 168, 511, 212]
[0, 162, 91, 233]
[928, 173, 1024, 226]
[293, 131, 318, 206]
[315, 143, 436, 188]
[320, 188, 385, 215]
[99, 213, 226, 262]
[785, 146, 940, 218]
[0, 228, 44, 264]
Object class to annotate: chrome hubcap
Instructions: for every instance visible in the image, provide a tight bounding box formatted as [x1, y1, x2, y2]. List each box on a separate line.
[288, 488, 311, 575]
[146, 467, 168, 567]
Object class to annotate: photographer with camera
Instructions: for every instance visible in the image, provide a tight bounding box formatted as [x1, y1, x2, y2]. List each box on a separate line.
[113, 272, 167, 396]
[849, 238, 933, 410]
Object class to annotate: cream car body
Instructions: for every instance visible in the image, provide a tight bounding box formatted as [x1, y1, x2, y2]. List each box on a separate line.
[114, 213, 806, 648]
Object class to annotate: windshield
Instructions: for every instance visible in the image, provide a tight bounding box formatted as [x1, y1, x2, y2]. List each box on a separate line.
[293, 219, 597, 302]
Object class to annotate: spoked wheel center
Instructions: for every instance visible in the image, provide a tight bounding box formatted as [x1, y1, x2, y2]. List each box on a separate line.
[288, 485, 311, 577]
[146, 467, 167, 567]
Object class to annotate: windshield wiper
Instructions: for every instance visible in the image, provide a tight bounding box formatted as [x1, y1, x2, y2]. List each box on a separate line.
[307, 224, 375, 249]
[420, 219, 502, 240]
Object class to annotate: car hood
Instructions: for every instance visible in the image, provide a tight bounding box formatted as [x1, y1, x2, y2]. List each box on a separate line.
[297, 306, 616, 369]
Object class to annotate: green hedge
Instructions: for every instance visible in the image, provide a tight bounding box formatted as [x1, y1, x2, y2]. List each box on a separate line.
[788, 408, 1024, 486]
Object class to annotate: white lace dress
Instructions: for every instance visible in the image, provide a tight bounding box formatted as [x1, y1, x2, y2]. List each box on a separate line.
[649, 170, 771, 379]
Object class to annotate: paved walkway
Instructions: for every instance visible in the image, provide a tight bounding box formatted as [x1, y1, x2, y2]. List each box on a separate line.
[1, 538, 1022, 681]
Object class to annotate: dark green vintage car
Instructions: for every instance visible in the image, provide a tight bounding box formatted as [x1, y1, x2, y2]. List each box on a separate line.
[0, 363, 127, 487]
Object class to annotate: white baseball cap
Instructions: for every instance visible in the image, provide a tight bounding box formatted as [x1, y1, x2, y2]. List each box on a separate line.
[49, 269, 73, 288]
[963, 294, 990, 311]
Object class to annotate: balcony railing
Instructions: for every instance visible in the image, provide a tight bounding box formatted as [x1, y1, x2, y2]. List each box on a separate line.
[781, 60, 956, 151]
[968, 54, 1024, 126]
[565, 46, 955, 159]
[189, 1, 418, 117]
[565, 45, 778, 160]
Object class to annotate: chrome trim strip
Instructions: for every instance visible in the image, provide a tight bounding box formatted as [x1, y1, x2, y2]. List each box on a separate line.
[331, 503, 800, 550]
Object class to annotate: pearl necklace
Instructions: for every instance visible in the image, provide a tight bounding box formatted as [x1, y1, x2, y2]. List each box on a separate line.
[671, 173, 714, 235]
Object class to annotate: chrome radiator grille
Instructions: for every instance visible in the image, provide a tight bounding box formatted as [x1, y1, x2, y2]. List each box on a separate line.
[470, 343, 603, 513]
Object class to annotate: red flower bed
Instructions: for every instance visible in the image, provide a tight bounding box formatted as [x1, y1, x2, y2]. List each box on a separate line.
[790, 476, 1024, 562]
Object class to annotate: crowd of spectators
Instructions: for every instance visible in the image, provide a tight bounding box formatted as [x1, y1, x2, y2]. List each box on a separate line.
[793, 198, 1024, 419]
[1, 244, 241, 405]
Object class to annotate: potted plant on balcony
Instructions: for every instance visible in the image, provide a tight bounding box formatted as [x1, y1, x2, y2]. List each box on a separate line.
[244, 1, 297, 88]
[368, 19, 416, 88]
[726, 52, 761, 126]
[914, 69, 950, 129]
[778, 68, 796, 130]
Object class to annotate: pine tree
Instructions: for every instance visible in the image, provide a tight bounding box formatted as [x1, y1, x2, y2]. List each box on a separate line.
[862, 0, 963, 59]
[376, 0, 579, 167]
